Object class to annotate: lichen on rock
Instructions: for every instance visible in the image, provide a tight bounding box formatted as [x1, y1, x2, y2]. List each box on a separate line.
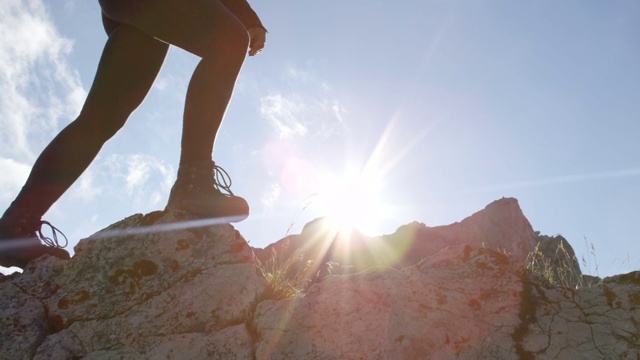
[1, 199, 638, 359]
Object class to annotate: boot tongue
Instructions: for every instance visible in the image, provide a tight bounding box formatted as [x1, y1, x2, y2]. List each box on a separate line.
[176, 161, 235, 196]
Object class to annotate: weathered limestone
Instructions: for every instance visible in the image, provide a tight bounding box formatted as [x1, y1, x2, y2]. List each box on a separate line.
[253, 247, 639, 359]
[1, 211, 267, 359]
[518, 272, 640, 359]
[1, 199, 638, 359]
[254, 198, 538, 285]
[254, 245, 524, 359]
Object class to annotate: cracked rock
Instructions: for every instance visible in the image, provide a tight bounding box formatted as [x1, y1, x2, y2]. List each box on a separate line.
[2, 199, 638, 359]
[2, 210, 266, 359]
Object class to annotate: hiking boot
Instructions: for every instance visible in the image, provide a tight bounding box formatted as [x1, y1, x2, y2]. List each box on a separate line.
[0, 208, 70, 268]
[165, 161, 249, 222]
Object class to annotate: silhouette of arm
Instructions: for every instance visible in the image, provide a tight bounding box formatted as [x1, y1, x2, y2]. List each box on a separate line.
[219, 0, 266, 31]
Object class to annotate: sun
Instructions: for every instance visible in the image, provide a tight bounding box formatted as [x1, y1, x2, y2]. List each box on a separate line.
[313, 168, 387, 236]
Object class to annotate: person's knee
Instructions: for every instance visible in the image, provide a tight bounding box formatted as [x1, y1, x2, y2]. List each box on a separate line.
[202, 21, 249, 65]
[230, 25, 251, 54]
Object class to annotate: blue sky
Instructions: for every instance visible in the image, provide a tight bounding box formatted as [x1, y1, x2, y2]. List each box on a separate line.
[1, 0, 638, 276]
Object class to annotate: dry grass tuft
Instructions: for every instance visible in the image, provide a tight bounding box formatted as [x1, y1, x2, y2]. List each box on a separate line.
[526, 236, 601, 289]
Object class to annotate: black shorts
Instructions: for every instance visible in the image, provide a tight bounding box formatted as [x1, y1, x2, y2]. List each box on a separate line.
[98, 0, 147, 36]
[101, 12, 120, 36]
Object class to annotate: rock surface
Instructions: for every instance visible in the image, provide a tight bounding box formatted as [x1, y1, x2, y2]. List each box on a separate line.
[1, 211, 266, 359]
[254, 198, 537, 286]
[254, 245, 524, 359]
[1, 198, 638, 359]
[518, 272, 640, 359]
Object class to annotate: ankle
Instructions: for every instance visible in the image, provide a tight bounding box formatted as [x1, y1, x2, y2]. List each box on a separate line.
[0, 206, 42, 238]
[0, 207, 68, 249]
[176, 160, 214, 179]
[174, 160, 235, 196]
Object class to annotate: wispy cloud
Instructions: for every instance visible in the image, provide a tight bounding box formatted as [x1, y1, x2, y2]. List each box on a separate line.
[103, 154, 174, 208]
[66, 154, 175, 208]
[256, 65, 350, 211]
[70, 167, 103, 202]
[259, 65, 347, 139]
[261, 182, 281, 209]
[260, 94, 308, 139]
[0, 157, 29, 202]
[286, 65, 315, 83]
[0, 0, 85, 161]
[153, 77, 169, 91]
[467, 168, 640, 194]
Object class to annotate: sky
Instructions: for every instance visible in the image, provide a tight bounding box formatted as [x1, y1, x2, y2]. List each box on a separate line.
[1, 0, 639, 277]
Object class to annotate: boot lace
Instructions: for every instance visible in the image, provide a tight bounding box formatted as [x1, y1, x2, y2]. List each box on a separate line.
[212, 163, 235, 196]
[37, 221, 68, 249]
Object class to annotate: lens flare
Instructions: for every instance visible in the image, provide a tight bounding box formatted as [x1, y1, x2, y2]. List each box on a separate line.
[313, 167, 387, 237]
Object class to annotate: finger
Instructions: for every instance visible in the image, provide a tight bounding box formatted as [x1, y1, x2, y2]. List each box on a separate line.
[251, 33, 266, 47]
[248, 36, 266, 56]
[251, 42, 265, 52]
[249, 46, 263, 56]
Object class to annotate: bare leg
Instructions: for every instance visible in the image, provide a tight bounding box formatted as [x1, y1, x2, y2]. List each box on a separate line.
[6, 25, 168, 217]
[3, 0, 250, 264]
[179, 43, 246, 163]
[101, 0, 251, 220]
[0, 25, 168, 267]
[101, 0, 249, 163]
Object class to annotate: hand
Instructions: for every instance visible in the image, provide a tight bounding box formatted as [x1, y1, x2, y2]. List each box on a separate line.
[248, 27, 267, 56]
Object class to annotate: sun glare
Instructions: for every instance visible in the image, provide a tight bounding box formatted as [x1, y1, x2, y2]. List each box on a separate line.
[313, 168, 387, 236]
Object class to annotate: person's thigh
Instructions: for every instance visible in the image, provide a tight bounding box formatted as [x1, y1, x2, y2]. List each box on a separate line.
[98, 0, 247, 58]
[82, 24, 169, 122]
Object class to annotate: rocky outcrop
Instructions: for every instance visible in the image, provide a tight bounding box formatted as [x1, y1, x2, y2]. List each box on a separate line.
[529, 233, 602, 289]
[254, 198, 537, 286]
[254, 245, 524, 359]
[1, 211, 266, 359]
[254, 245, 639, 359]
[516, 271, 639, 359]
[1, 198, 638, 359]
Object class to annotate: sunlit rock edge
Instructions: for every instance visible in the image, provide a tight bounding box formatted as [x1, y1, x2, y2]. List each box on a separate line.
[0, 198, 637, 359]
